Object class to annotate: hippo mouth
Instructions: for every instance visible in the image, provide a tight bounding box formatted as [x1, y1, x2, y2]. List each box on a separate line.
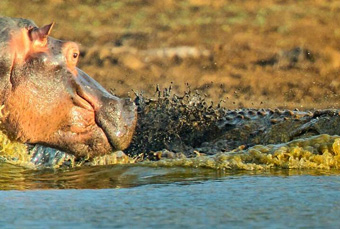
[72, 91, 116, 150]
[72, 68, 137, 153]
[72, 90, 119, 150]
[73, 91, 94, 112]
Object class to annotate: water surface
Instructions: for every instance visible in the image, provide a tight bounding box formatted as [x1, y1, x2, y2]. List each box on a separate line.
[1, 163, 340, 228]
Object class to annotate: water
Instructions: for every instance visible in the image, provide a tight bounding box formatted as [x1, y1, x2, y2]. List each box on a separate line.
[1, 163, 340, 228]
[1, 130, 340, 227]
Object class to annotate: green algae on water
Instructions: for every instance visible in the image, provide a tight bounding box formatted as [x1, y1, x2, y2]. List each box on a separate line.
[0, 105, 33, 167]
[2, 128, 340, 170]
[144, 134, 340, 170]
[0, 129, 33, 167]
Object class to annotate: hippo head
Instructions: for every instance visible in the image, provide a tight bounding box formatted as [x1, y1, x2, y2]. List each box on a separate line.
[0, 17, 137, 158]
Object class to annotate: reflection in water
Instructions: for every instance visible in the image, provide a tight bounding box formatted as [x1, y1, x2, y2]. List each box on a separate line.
[1, 162, 340, 190]
[0, 162, 226, 190]
[2, 162, 340, 228]
[2, 172, 340, 228]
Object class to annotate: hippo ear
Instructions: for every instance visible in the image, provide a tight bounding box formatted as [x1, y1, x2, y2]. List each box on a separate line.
[29, 22, 54, 47]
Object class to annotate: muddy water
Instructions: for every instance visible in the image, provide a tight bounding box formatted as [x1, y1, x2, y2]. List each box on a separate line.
[1, 164, 340, 228]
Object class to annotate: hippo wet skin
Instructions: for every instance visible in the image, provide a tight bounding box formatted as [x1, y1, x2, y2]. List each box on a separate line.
[0, 17, 137, 158]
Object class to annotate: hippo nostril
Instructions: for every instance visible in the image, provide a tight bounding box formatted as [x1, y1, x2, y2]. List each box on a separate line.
[108, 101, 117, 106]
[122, 98, 136, 111]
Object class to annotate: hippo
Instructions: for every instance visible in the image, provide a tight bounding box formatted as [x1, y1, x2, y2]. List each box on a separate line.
[0, 17, 137, 159]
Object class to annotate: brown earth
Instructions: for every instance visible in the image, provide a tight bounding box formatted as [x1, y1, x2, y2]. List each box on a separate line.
[2, 0, 340, 109]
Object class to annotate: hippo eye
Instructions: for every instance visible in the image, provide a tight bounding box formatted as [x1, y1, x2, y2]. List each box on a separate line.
[62, 42, 80, 74]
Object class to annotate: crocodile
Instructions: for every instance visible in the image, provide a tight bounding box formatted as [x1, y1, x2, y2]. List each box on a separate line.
[126, 88, 340, 159]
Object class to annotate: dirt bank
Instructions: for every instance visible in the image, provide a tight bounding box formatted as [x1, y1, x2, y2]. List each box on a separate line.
[2, 0, 340, 109]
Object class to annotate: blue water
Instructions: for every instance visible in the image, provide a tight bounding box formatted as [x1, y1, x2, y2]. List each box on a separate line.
[1, 163, 340, 228]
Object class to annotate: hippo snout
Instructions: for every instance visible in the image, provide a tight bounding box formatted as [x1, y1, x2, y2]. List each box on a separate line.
[75, 68, 137, 152]
[96, 97, 137, 150]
